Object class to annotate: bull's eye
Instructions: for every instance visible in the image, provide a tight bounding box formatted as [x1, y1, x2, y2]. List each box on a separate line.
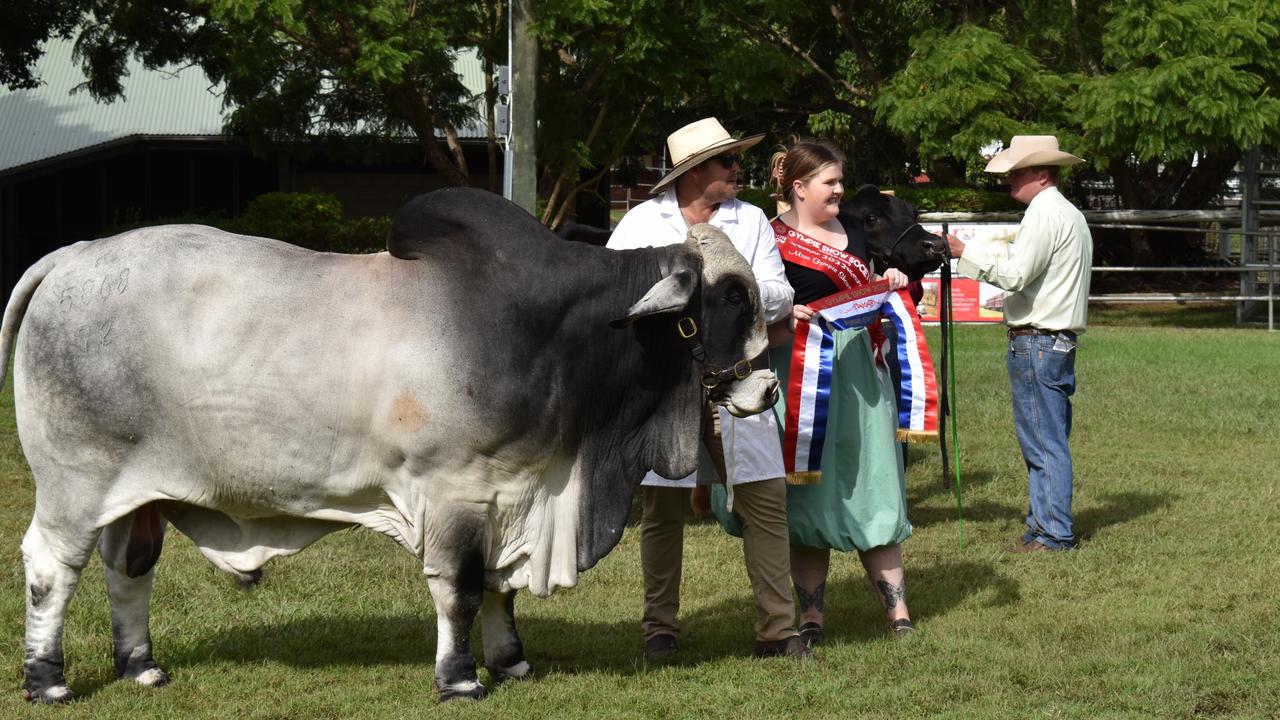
[725, 290, 744, 306]
[865, 214, 879, 225]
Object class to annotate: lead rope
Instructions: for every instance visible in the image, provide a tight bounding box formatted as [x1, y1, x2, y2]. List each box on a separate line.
[938, 222, 965, 547]
[723, 408, 736, 513]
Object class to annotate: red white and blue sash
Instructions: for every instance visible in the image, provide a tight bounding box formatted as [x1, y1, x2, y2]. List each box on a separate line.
[773, 221, 938, 483]
[783, 281, 892, 480]
[879, 291, 940, 443]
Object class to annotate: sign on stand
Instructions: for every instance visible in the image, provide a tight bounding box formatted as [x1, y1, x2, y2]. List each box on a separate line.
[916, 224, 1020, 324]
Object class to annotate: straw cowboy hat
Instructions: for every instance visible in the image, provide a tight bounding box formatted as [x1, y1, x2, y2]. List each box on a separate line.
[651, 118, 765, 194]
[984, 135, 1084, 173]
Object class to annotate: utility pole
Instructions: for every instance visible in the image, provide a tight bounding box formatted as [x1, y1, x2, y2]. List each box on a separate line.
[504, 0, 537, 214]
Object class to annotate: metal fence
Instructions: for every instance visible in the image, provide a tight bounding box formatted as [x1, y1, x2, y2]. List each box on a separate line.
[918, 208, 1280, 331]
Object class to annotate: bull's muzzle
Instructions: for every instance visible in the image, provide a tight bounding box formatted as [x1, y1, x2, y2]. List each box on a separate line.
[710, 369, 779, 418]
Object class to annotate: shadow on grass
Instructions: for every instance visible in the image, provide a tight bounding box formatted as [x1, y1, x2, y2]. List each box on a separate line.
[147, 556, 1025, 686]
[908, 469, 1000, 505]
[1074, 489, 1177, 542]
[820, 557, 1021, 646]
[910, 500, 1022, 528]
[72, 494, 1170, 697]
[911, 488, 1175, 540]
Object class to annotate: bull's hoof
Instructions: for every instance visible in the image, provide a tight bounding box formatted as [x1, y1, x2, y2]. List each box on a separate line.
[487, 660, 533, 684]
[435, 678, 487, 703]
[127, 666, 170, 688]
[236, 569, 264, 589]
[22, 684, 75, 704]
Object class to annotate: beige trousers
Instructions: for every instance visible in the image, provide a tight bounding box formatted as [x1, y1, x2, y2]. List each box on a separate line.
[640, 411, 797, 643]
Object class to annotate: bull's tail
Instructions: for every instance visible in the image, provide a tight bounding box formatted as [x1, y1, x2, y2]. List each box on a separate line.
[0, 243, 87, 387]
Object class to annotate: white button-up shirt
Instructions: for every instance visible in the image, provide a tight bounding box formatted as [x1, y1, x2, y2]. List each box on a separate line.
[957, 186, 1093, 333]
[608, 189, 792, 487]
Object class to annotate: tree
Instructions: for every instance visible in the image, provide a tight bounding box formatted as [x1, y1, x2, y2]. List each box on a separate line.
[3, 0, 807, 226]
[0, 0, 92, 89]
[873, 0, 1280, 261]
[717, 0, 942, 185]
[3, 0, 495, 186]
[531, 0, 800, 227]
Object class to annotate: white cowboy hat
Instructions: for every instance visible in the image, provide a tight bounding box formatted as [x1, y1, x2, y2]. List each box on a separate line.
[984, 135, 1084, 173]
[651, 117, 765, 194]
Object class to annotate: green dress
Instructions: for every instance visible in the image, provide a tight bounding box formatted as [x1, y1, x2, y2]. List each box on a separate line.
[713, 326, 911, 552]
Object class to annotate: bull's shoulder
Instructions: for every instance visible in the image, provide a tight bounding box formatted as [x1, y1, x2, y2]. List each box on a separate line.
[388, 187, 557, 260]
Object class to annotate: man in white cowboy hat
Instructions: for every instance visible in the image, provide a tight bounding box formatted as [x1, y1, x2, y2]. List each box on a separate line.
[608, 118, 808, 659]
[946, 134, 1092, 553]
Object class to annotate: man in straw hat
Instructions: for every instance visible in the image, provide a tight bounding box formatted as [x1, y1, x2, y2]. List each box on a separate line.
[608, 118, 809, 659]
[946, 135, 1092, 553]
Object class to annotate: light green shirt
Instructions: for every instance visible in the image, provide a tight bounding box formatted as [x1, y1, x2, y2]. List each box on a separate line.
[956, 186, 1092, 333]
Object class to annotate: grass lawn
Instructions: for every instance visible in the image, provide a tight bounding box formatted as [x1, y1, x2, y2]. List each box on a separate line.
[1, 305, 1278, 718]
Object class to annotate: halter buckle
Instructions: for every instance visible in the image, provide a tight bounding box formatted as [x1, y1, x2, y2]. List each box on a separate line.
[676, 316, 698, 339]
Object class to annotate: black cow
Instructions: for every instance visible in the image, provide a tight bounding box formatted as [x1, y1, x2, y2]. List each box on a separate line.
[837, 185, 945, 280]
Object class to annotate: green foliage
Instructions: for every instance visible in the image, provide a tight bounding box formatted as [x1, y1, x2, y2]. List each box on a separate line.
[231, 191, 344, 245]
[0, 0, 92, 89]
[226, 192, 389, 252]
[44, 0, 490, 184]
[735, 186, 777, 214]
[1074, 0, 1280, 159]
[532, 0, 800, 225]
[887, 186, 1023, 213]
[102, 192, 387, 253]
[872, 0, 1280, 213]
[875, 25, 1080, 170]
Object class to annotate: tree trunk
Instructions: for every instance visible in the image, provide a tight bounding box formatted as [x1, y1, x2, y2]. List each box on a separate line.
[391, 85, 469, 186]
[1108, 158, 1154, 263]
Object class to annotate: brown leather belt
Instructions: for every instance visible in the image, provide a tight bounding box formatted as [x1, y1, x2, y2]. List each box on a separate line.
[1007, 326, 1073, 338]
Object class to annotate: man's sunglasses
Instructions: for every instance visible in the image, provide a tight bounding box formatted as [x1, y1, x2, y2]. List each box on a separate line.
[712, 153, 740, 169]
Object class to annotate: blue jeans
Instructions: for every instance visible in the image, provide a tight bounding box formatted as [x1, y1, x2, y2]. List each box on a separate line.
[1007, 332, 1077, 549]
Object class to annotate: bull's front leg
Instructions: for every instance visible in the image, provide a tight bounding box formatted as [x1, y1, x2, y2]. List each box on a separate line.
[426, 558, 486, 702]
[481, 589, 531, 683]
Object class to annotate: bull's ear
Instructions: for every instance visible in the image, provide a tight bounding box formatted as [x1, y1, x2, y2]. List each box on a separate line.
[610, 266, 698, 328]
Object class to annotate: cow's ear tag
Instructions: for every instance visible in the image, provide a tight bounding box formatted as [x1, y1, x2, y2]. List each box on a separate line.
[610, 267, 698, 328]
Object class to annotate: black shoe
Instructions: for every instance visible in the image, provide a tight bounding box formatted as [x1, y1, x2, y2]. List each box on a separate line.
[753, 635, 816, 660]
[643, 633, 678, 661]
[891, 619, 916, 639]
[798, 622, 823, 647]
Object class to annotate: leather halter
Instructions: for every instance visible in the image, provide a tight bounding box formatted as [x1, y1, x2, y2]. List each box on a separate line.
[656, 251, 756, 390]
[675, 315, 753, 389]
[874, 221, 925, 264]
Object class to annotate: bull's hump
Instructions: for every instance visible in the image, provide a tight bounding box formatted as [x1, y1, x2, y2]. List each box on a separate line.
[387, 187, 553, 260]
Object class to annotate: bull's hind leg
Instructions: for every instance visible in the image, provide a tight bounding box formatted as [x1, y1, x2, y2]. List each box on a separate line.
[481, 589, 531, 683]
[97, 504, 169, 688]
[20, 520, 100, 703]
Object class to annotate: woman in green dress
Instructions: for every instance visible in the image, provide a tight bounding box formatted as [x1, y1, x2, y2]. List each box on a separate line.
[717, 140, 915, 643]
